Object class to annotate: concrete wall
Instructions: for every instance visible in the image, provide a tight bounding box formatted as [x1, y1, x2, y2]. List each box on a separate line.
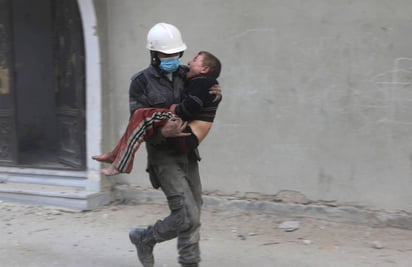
[94, 0, 412, 211]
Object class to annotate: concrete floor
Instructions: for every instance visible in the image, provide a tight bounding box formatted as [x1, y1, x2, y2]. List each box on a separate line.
[1, 200, 412, 267]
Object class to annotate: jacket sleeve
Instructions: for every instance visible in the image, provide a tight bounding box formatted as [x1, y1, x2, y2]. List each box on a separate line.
[129, 73, 149, 115]
[128, 72, 168, 145]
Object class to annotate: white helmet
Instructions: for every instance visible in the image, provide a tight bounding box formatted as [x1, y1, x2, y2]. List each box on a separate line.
[146, 23, 187, 54]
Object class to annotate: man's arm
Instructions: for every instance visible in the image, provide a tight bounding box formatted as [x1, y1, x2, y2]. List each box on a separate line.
[129, 73, 168, 144]
[129, 72, 189, 144]
[209, 84, 222, 102]
[129, 73, 149, 115]
[167, 120, 213, 153]
[168, 79, 221, 151]
[166, 125, 199, 154]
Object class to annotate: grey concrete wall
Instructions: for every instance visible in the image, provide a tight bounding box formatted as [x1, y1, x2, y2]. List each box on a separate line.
[94, 0, 412, 211]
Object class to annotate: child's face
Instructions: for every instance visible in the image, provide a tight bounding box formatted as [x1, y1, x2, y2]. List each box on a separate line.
[186, 53, 208, 79]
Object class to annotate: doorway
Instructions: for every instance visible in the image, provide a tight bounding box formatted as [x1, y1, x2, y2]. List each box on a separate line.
[0, 0, 86, 170]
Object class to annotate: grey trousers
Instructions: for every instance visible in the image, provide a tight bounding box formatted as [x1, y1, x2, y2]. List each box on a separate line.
[147, 152, 202, 265]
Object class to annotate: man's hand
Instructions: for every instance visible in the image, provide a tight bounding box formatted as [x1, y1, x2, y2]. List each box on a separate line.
[209, 84, 222, 102]
[160, 116, 191, 138]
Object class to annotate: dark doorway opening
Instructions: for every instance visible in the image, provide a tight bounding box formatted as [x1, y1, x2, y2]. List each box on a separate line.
[13, 0, 58, 168]
[0, 0, 86, 170]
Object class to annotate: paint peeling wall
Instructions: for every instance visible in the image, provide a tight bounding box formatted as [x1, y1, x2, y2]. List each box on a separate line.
[94, 0, 412, 211]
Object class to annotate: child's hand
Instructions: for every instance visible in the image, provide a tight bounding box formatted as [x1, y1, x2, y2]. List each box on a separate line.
[169, 104, 177, 113]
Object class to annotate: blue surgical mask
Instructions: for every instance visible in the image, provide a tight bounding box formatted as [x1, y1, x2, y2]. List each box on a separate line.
[159, 56, 180, 72]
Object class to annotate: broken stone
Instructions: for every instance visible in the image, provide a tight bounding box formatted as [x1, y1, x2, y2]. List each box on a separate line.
[47, 210, 62, 216]
[303, 239, 312, 245]
[372, 241, 384, 249]
[278, 221, 300, 232]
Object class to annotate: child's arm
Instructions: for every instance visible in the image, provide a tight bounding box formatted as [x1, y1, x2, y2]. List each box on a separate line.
[169, 104, 177, 114]
[174, 78, 217, 121]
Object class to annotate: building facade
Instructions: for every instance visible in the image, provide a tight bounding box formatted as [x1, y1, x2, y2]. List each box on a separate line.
[1, 0, 412, 214]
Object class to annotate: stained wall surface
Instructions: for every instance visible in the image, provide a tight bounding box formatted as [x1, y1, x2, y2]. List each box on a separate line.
[94, 0, 412, 211]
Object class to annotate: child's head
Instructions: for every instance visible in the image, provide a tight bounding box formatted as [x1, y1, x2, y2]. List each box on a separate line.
[186, 51, 221, 79]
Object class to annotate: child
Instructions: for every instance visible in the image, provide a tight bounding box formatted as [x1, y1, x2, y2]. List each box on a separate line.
[92, 51, 222, 175]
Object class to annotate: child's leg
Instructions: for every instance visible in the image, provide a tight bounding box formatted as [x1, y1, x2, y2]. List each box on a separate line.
[92, 152, 116, 163]
[92, 127, 129, 164]
[103, 108, 173, 175]
[101, 165, 120, 176]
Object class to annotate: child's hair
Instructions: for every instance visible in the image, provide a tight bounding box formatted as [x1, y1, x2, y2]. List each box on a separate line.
[199, 51, 221, 79]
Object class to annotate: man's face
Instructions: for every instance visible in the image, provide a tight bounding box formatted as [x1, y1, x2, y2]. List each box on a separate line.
[157, 52, 180, 58]
[186, 53, 207, 79]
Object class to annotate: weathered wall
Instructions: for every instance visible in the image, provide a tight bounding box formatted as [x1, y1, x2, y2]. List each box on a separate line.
[94, 0, 412, 211]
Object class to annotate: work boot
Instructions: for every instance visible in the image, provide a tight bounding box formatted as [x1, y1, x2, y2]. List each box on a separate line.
[129, 227, 156, 267]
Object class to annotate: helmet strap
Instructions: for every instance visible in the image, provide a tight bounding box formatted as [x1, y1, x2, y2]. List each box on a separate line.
[150, 51, 160, 66]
